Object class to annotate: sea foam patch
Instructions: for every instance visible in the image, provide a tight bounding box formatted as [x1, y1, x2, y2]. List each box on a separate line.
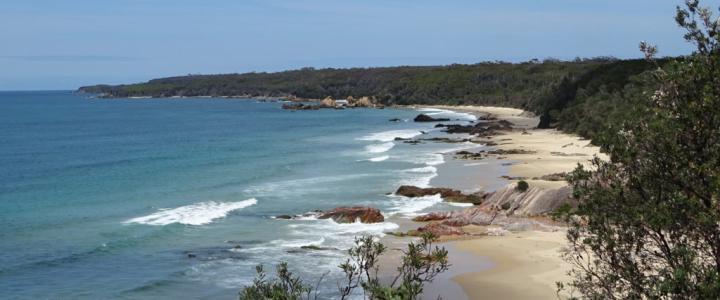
[357, 129, 423, 142]
[386, 194, 444, 217]
[125, 199, 257, 226]
[365, 142, 395, 153]
[368, 155, 390, 162]
[417, 107, 477, 121]
[398, 165, 438, 188]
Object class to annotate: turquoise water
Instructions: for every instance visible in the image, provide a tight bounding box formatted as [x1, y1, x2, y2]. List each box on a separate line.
[0, 91, 479, 299]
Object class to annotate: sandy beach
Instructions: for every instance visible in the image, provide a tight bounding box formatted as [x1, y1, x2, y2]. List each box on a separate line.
[414, 105, 604, 300]
[452, 231, 570, 300]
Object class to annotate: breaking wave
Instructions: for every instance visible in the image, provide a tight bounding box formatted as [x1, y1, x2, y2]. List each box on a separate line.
[125, 199, 257, 226]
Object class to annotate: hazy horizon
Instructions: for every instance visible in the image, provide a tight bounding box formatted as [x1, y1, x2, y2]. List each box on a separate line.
[2, 0, 718, 90]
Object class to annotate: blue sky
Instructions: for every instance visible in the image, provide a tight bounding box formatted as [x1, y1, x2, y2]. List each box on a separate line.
[0, 0, 716, 90]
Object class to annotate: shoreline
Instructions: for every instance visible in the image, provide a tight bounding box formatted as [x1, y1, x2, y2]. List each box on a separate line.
[397, 104, 603, 299]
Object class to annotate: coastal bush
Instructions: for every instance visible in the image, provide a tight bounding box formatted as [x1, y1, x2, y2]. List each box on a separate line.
[239, 263, 317, 300]
[515, 180, 529, 192]
[559, 2, 720, 298]
[239, 233, 449, 300]
[79, 57, 666, 140]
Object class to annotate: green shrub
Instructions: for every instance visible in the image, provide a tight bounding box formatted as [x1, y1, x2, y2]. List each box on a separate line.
[239, 234, 449, 300]
[515, 180, 529, 192]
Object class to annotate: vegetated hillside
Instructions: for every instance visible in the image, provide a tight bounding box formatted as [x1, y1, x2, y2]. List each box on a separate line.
[79, 58, 668, 139]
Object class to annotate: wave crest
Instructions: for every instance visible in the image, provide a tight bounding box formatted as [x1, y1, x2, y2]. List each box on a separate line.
[125, 199, 257, 226]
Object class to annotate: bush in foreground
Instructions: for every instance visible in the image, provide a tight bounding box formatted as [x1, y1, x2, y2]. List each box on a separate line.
[239, 233, 449, 300]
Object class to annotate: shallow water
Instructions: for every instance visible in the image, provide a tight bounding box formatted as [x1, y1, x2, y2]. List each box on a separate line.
[0, 92, 486, 299]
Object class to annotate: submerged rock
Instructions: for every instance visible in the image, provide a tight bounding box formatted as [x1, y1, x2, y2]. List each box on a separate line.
[318, 206, 384, 223]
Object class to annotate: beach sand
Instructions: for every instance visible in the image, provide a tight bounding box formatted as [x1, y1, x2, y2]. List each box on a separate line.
[452, 231, 570, 300]
[411, 105, 604, 299]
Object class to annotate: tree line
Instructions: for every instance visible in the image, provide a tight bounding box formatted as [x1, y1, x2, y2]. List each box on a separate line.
[78, 57, 667, 140]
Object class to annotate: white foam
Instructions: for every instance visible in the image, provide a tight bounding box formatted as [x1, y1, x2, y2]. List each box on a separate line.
[283, 219, 400, 250]
[244, 174, 369, 195]
[357, 129, 423, 142]
[425, 153, 445, 166]
[447, 202, 475, 207]
[406, 166, 437, 173]
[365, 142, 395, 153]
[387, 194, 444, 217]
[417, 108, 477, 121]
[438, 141, 478, 154]
[416, 108, 445, 112]
[270, 237, 326, 248]
[311, 219, 399, 235]
[398, 166, 438, 188]
[124, 199, 257, 226]
[368, 155, 390, 162]
[464, 162, 488, 166]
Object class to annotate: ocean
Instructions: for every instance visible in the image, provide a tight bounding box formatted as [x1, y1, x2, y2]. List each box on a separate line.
[0, 91, 484, 299]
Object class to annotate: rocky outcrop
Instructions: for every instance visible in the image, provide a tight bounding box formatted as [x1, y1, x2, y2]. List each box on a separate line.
[407, 182, 573, 237]
[355, 96, 374, 107]
[409, 223, 465, 236]
[319, 96, 336, 108]
[412, 206, 559, 231]
[414, 114, 450, 122]
[454, 148, 537, 160]
[479, 183, 574, 216]
[395, 185, 487, 204]
[455, 150, 485, 160]
[318, 206, 384, 223]
[440, 119, 514, 136]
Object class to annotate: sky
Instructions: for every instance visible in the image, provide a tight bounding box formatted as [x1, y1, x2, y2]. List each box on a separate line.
[0, 0, 717, 90]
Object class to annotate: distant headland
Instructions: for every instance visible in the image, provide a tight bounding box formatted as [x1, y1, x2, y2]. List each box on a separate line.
[78, 57, 669, 140]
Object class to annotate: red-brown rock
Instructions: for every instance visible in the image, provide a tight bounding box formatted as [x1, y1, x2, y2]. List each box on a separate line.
[318, 206, 384, 223]
[395, 185, 486, 204]
[412, 223, 465, 236]
[412, 212, 452, 222]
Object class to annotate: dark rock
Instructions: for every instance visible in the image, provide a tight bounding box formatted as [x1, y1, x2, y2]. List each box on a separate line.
[389, 118, 402, 122]
[487, 149, 537, 155]
[443, 119, 515, 136]
[318, 206, 384, 223]
[300, 245, 338, 251]
[281, 103, 320, 110]
[275, 215, 293, 219]
[455, 150, 485, 160]
[421, 137, 471, 143]
[414, 114, 450, 122]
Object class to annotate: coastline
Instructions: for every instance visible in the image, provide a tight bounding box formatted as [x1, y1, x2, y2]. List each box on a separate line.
[398, 104, 603, 299]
